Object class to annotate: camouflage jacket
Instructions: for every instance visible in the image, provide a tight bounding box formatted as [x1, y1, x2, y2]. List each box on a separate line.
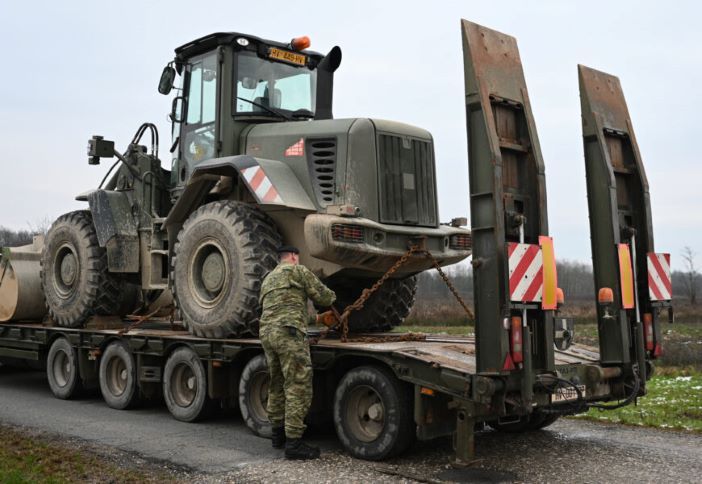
[259, 262, 336, 334]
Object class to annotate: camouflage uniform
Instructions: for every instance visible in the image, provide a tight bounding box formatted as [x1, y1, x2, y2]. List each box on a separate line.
[259, 261, 336, 438]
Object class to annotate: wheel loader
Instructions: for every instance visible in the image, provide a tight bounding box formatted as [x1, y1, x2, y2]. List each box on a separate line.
[0, 32, 472, 337]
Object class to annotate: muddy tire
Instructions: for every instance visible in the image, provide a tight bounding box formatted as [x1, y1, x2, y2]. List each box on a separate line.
[41, 211, 124, 328]
[163, 346, 214, 422]
[46, 337, 82, 399]
[99, 341, 140, 410]
[332, 277, 417, 332]
[239, 354, 272, 438]
[172, 201, 281, 338]
[333, 365, 415, 460]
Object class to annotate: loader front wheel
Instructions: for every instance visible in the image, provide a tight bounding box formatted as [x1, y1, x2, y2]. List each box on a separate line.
[172, 201, 281, 338]
[331, 276, 417, 333]
[41, 211, 123, 328]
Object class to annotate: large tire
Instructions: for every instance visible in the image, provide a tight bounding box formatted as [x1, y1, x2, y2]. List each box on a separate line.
[333, 365, 415, 460]
[332, 277, 417, 332]
[172, 201, 281, 338]
[46, 337, 82, 399]
[163, 346, 214, 422]
[41, 211, 124, 328]
[99, 341, 140, 410]
[239, 354, 272, 438]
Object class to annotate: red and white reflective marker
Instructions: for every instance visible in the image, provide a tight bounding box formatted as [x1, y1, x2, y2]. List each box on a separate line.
[240, 165, 284, 204]
[647, 252, 672, 301]
[284, 138, 305, 157]
[508, 242, 543, 303]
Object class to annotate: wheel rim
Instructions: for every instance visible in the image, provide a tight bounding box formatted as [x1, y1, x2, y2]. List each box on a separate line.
[345, 385, 385, 442]
[170, 362, 198, 407]
[188, 238, 230, 308]
[105, 354, 128, 396]
[53, 243, 78, 298]
[249, 370, 269, 422]
[52, 349, 71, 387]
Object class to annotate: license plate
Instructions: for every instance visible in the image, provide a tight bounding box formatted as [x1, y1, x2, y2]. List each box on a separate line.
[551, 384, 586, 403]
[268, 48, 306, 66]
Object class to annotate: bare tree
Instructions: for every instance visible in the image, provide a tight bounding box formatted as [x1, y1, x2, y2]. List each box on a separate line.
[681, 246, 699, 305]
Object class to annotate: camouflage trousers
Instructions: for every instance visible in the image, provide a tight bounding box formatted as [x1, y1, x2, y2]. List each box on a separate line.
[260, 325, 313, 439]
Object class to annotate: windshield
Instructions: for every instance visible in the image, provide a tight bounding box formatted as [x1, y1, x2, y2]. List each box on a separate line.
[235, 51, 316, 116]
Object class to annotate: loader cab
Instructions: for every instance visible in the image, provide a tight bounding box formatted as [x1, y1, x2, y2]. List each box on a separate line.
[159, 32, 341, 187]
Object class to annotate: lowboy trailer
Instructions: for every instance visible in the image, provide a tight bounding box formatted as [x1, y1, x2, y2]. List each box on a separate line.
[0, 19, 671, 464]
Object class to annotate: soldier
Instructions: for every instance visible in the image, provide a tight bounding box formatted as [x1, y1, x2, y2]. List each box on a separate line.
[258, 245, 336, 460]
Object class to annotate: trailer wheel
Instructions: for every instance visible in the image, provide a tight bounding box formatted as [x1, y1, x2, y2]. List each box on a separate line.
[334, 366, 415, 460]
[41, 211, 125, 328]
[46, 337, 82, 399]
[331, 277, 417, 332]
[239, 354, 272, 437]
[172, 201, 281, 338]
[163, 346, 213, 422]
[99, 341, 139, 410]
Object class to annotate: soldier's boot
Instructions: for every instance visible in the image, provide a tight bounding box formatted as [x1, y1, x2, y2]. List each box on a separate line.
[271, 425, 286, 449]
[284, 438, 320, 460]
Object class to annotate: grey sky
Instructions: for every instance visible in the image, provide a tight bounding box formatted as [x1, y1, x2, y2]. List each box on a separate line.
[1, 0, 699, 270]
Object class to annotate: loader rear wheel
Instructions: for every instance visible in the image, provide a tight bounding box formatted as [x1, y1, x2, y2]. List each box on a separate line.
[41, 211, 123, 328]
[46, 337, 82, 399]
[172, 201, 281, 338]
[332, 277, 417, 332]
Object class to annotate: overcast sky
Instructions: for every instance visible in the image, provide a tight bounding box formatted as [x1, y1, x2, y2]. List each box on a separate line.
[1, 0, 699, 269]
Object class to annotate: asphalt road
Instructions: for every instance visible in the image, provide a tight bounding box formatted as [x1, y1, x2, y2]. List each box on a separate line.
[1, 364, 701, 483]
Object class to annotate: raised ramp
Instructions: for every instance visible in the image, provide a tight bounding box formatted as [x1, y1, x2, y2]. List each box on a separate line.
[579, 65, 669, 383]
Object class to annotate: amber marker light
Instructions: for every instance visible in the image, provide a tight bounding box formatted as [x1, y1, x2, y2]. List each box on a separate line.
[598, 287, 614, 305]
[556, 287, 565, 306]
[291, 36, 311, 50]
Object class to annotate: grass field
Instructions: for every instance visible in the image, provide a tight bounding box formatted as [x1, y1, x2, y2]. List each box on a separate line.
[0, 426, 176, 483]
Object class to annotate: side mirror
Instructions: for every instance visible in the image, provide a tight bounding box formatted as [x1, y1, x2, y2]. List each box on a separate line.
[158, 65, 176, 95]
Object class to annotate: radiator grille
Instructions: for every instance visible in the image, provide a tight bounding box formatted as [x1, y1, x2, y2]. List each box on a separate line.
[377, 134, 437, 226]
[306, 138, 337, 206]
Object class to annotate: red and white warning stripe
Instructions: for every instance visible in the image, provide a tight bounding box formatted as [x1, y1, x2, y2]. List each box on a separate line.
[508, 242, 543, 303]
[647, 252, 671, 301]
[240, 165, 283, 204]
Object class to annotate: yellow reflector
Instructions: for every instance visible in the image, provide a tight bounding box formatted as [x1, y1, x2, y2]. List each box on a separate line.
[539, 236, 558, 310]
[618, 243, 635, 309]
[420, 387, 435, 396]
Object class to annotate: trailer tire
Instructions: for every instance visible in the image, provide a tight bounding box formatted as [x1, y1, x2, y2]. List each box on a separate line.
[239, 354, 272, 438]
[99, 341, 140, 410]
[172, 201, 281, 338]
[332, 277, 417, 332]
[334, 365, 415, 460]
[46, 337, 82, 399]
[163, 346, 213, 422]
[41, 210, 125, 328]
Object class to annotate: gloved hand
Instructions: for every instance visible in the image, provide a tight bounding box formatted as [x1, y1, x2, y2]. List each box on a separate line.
[315, 310, 338, 328]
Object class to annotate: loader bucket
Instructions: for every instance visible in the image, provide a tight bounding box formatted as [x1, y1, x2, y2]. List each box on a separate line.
[0, 235, 46, 322]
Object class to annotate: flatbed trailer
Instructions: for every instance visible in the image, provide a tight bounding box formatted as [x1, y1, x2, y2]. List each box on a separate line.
[0, 318, 609, 463]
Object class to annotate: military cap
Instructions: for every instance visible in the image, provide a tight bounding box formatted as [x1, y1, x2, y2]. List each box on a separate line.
[277, 245, 300, 255]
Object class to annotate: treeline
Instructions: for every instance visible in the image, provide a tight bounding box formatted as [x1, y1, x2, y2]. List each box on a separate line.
[0, 227, 36, 247]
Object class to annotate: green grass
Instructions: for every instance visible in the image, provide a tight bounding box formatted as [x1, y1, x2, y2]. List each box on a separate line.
[574, 369, 702, 432]
[0, 426, 176, 483]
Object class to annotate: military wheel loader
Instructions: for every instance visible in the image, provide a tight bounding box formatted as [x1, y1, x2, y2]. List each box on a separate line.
[0, 33, 472, 337]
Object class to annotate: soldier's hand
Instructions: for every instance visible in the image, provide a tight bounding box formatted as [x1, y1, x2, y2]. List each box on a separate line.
[316, 310, 338, 328]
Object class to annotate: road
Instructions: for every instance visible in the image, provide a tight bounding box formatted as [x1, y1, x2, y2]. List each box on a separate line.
[1, 364, 701, 483]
